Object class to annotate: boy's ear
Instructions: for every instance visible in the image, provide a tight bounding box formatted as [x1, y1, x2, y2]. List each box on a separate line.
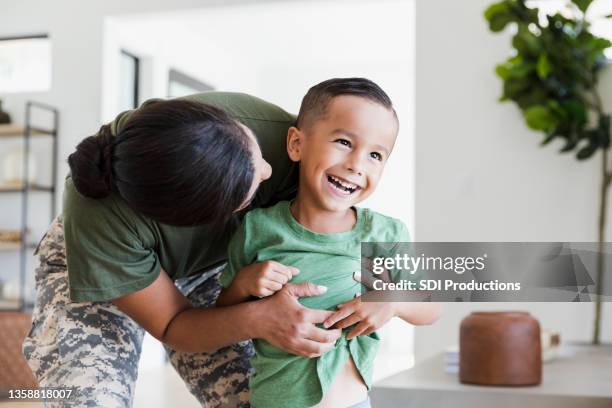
[287, 126, 303, 162]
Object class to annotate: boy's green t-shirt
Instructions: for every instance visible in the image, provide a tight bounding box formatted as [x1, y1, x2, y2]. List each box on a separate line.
[219, 201, 411, 408]
[63, 92, 298, 302]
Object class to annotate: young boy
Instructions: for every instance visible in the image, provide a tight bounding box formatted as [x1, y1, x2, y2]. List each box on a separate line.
[217, 78, 441, 408]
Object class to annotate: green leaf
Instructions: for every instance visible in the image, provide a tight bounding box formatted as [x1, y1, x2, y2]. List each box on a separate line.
[584, 36, 612, 66]
[536, 53, 552, 79]
[502, 78, 531, 100]
[541, 133, 557, 146]
[515, 87, 549, 109]
[524, 105, 557, 131]
[560, 100, 587, 124]
[485, 1, 515, 32]
[576, 142, 598, 160]
[513, 26, 542, 56]
[571, 0, 593, 13]
[500, 60, 535, 80]
[496, 64, 510, 80]
[560, 137, 579, 152]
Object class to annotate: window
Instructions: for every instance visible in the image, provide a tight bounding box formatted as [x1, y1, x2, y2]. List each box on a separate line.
[167, 69, 213, 98]
[119, 50, 139, 111]
[0, 35, 51, 93]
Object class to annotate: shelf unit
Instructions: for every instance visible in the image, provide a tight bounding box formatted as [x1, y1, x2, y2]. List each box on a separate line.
[0, 101, 59, 311]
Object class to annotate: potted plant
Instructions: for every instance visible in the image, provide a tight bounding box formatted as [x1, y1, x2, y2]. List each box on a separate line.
[484, 0, 611, 344]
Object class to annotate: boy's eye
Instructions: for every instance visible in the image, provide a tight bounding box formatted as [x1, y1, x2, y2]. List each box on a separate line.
[370, 152, 383, 161]
[334, 138, 351, 147]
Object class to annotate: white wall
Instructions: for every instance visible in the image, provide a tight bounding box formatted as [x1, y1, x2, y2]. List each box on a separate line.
[414, 0, 612, 362]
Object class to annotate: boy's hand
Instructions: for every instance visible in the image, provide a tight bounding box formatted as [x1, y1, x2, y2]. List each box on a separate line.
[322, 297, 396, 340]
[235, 260, 300, 298]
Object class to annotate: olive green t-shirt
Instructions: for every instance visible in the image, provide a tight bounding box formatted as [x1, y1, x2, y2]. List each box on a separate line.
[219, 201, 411, 408]
[63, 92, 298, 302]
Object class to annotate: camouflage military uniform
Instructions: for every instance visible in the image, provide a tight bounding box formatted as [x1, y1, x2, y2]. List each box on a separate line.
[23, 216, 254, 408]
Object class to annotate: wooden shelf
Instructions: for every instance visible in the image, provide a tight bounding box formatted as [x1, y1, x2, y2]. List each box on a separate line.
[0, 299, 21, 310]
[0, 242, 37, 251]
[0, 183, 54, 193]
[0, 123, 55, 138]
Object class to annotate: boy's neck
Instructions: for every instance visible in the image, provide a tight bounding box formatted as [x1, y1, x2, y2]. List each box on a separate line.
[290, 195, 356, 234]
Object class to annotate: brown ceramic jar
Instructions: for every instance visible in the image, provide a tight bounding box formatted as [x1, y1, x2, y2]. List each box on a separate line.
[459, 311, 541, 386]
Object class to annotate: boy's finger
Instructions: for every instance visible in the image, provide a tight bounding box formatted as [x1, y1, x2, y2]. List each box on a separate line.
[323, 306, 354, 328]
[267, 270, 291, 285]
[257, 288, 274, 298]
[361, 328, 376, 337]
[268, 260, 299, 276]
[275, 264, 300, 278]
[334, 313, 362, 330]
[347, 321, 370, 340]
[334, 296, 359, 311]
[265, 280, 283, 292]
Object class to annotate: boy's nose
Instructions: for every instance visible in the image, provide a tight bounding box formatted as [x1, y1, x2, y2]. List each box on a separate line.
[347, 166, 362, 176]
[345, 154, 365, 176]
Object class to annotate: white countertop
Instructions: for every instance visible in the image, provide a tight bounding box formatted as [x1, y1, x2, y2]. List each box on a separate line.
[371, 343, 612, 408]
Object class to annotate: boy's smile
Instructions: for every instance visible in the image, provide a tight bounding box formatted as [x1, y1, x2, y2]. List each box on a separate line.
[326, 174, 362, 197]
[287, 95, 398, 219]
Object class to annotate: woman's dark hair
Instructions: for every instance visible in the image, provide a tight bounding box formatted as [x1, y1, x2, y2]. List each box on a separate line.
[68, 99, 255, 226]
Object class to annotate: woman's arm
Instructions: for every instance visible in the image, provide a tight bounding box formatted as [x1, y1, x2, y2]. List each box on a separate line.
[112, 267, 340, 356]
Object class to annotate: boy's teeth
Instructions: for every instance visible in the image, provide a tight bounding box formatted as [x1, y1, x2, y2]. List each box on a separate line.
[330, 181, 351, 194]
[330, 175, 357, 190]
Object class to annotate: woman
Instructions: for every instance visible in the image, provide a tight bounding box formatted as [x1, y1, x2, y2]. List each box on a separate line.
[23, 92, 342, 408]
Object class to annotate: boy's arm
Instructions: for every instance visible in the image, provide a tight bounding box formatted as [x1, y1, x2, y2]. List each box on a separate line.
[217, 277, 252, 306]
[393, 302, 443, 326]
[217, 260, 299, 306]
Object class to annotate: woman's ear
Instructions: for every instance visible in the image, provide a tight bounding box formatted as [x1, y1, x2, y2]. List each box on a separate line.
[287, 127, 303, 162]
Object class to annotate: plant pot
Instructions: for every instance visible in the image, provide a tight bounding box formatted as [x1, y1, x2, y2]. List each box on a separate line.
[459, 311, 541, 386]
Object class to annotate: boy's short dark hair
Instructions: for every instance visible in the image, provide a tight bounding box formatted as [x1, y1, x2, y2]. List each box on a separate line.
[296, 77, 396, 130]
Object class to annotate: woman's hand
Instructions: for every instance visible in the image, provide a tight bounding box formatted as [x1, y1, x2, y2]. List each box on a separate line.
[322, 297, 397, 340]
[235, 260, 300, 298]
[252, 282, 342, 358]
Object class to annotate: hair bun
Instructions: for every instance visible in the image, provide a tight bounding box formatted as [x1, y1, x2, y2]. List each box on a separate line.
[67, 124, 116, 199]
